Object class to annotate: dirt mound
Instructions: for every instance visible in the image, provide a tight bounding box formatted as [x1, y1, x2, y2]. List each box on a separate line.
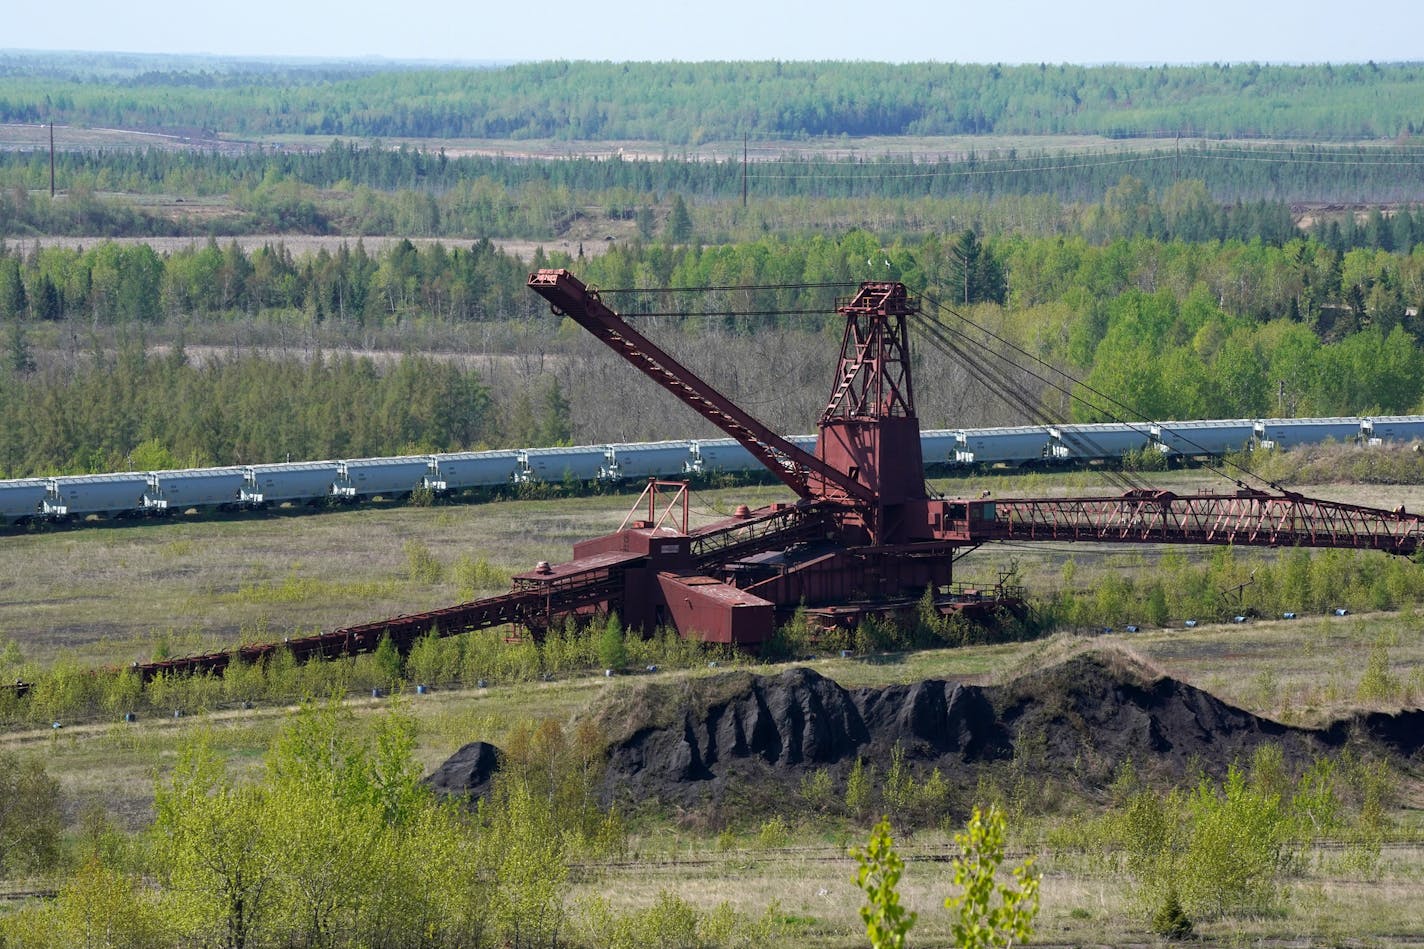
[598, 666, 1011, 802]
[424, 740, 502, 804]
[1326, 708, 1424, 758]
[589, 647, 1413, 808]
[428, 646, 1424, 810]
[992, 651, 1310, 782]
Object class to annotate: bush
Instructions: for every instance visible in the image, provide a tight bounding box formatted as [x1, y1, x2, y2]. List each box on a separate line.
[944, 804, 1040, 949]
[404, 540, 444, 583]
[1356, 636, 1400, 702]
[756, 817, 790, 848]
[1180, 765, 1291, 918]
[798, 768, 836, 814]
[597, 613, 628, 671]
[850, 817, 916, 949]
[845, 758, 874, 819]
[0, 752, 62, 875]
[1111, 757, 1300, 922]
[578, 891, 783, 949]
[1149, 889, 1193, 939]
[373, 633, 404, 686]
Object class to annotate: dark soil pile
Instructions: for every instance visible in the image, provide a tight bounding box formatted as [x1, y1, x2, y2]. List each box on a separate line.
[587, 647, 1424, 809]
[429, 647, 1424, 810]
[425, 740, 502, 801]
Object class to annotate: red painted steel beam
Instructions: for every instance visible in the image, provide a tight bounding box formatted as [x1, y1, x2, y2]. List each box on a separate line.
[822, 281, 917, 422]
[689, 502, 837, 569]
[527, 268, 875, 507]
[131, 568, 629, 682]
[982, 490, 1424, 554]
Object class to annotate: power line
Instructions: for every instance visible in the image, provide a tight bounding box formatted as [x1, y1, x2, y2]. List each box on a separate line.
[911, 313, 1145, 493]
[599, 281, 855, 294]
[919, 293, 1273, 491]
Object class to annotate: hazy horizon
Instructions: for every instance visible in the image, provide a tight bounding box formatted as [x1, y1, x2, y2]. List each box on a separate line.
[5, 0, 1423, 67]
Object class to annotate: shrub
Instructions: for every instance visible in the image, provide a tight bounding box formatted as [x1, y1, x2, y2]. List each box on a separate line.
[0, 752, 62, 875]
[851, 817, 916, 949]
[373, 633, 404, 687]
[1180, 765, 1292, 918]
[883, 743, 915, 818]
[845, 757, 874, 819]
[944, 804, 1040, 949]
[1149, 889, 1193, 939]
[403, 540, 444, 583]
[453, 553, 510, 596]
[597, 613, 628, 671]
[799, 768, 836, 814]
[1356, 636, 1400, 702]
[757, 817, 790, 849]
[577, 891, 782, 949]
[1112, 758, 1298, 923]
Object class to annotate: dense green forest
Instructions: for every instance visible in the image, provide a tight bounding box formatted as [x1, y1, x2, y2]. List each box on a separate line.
[3, 203, 1419, 328]
[2, 227, 1423, 477]
[4, 143, 1424, 240]
[4, 57, 1424, 141]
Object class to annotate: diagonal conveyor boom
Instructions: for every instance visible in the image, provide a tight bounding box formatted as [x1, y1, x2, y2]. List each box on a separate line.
[527, 269, 874, 506]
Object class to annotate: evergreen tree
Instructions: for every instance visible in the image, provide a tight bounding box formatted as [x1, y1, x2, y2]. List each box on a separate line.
[636, 205, 656, 239]
[0, 257, 26, 320]
[597, 613, 627, 670]
[665, 194, 693, 242]
[31, 274, 60, 321]
[947, 230, 1007, 305]
[6, 321, 34, 375]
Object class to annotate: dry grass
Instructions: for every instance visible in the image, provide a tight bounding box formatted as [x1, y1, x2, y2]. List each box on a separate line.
[5, 466, 1421, 680]
[6, 618, 1424, 943]
[1113, 611, 1424, 725]
[0, 484, 794, 669]
[6, 469, 1424, 943]
[570, 834, 1424, 946]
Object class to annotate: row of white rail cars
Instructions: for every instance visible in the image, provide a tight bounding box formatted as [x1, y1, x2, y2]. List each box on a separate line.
[3, 416, 1422, 524]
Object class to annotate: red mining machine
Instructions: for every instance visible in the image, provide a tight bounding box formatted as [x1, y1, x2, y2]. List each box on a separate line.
[133, 270, 1424, 681]
[512, 269, 1424, 646]
[514, 269, 993, 645]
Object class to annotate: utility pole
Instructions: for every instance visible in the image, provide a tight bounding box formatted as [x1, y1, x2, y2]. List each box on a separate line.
[49, 122, 55, 198]
[742, 134, 748, 209]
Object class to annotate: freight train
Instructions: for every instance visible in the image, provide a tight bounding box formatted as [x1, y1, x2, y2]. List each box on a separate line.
[2, 415, 1421, 526]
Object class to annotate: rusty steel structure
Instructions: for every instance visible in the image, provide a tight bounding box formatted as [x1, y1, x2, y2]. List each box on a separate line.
[100, 271, 1424, 684]
[987, 489, 1424, 552]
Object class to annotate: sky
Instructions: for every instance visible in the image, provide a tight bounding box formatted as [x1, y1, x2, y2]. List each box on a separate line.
[5, 0, 1423, 64]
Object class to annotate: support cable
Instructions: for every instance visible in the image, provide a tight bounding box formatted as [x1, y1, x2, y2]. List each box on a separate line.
[919, 293, 1277, 492]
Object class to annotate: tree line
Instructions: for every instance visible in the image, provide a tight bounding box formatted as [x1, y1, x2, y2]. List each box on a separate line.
[0, 342, 500, 476]
[5, 58, 1424, 141]
[0, 237, 544, 324]
[0, 226, 1420, 474]
[2, 200, 1422, 327]
[5, 143, 1424, 241]
[9, 139, 1424, 204]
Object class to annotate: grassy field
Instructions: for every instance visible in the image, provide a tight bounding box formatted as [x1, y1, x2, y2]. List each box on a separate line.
[7, 465, 1424, 670]
[0, 481, 797, 668]
[10, 618, 1424, 943]
[6, 467, 1424, 944]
